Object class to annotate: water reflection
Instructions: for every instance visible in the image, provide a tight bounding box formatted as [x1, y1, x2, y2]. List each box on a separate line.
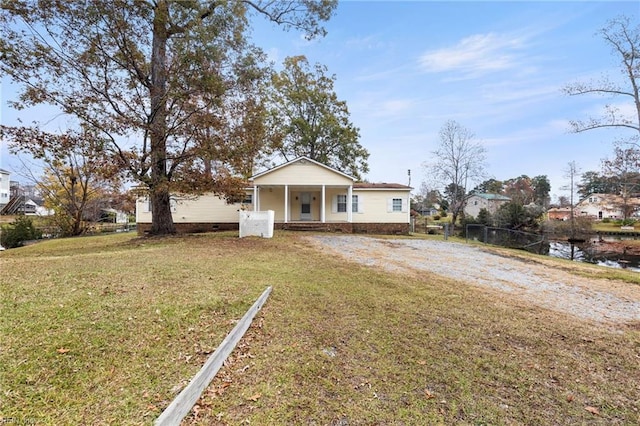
[548, 240, 640, 272]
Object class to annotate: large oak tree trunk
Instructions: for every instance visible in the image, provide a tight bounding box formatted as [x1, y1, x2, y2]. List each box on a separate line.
[149, 0, 175, 235]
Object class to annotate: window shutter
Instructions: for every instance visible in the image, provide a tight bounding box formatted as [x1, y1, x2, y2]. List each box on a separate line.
[332, 195, 337, 213]
[357, 196, 363, 213]
[402, 198, 408, 213]
[387, 198, 393, 213]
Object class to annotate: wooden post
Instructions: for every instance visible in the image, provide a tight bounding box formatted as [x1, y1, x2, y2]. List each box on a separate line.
[154, 286, 272, 426]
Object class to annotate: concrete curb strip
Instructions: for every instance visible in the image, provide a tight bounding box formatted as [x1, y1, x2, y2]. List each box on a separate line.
[154, 286, 273, 426]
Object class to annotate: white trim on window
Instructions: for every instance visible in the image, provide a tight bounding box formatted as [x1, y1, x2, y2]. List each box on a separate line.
[336, 194, 347, 213]
[388, 197, 406, 213]
[352, 194, 359, 213]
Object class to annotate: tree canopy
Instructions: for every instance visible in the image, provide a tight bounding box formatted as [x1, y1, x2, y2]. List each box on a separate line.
[577, 171, 619, 199]
[0, 0, 337, 235]
[1, 126, 125, 236]
[266, 55, 369, 179]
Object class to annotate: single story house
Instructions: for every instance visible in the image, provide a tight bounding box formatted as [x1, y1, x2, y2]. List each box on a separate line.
[136, 156, 412, 234]
[464, 193, 511, 218]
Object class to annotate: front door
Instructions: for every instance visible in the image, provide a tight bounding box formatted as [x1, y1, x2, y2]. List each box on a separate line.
[300, 192, 312, 220]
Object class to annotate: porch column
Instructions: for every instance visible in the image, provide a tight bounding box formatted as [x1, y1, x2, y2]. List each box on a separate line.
[321, 185, 326, 223]
[347, 185, 353, 223]
[284, 185, 289, 223]
[253, 185, 258, 211]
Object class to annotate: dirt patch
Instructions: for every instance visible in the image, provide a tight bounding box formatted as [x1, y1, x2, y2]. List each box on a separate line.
[307, 235, 640, 327]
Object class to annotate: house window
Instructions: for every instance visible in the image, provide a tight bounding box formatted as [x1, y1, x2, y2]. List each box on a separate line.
[352, 195, 359, 213]
[392, 198, 402, 212]
[243, 194, 253, 205]
[143, 197, 151, 213]
[337, 194, 347, 212]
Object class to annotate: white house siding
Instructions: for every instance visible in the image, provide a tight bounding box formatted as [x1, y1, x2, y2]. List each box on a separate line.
[351, 189, 409, 223]
[323, 188, 409, 223]
[253, 159, 353, 187]
[464, 194, 510, 218]
[257, 187, 288, 222]
[0, 169, 10, 208]
[136, 193, 252, 224]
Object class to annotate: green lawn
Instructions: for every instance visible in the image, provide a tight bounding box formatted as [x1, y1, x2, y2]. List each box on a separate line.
[1, 232, 639, 425]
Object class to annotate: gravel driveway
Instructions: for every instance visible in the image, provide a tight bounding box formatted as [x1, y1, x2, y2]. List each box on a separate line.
[307, 235, 640, 326]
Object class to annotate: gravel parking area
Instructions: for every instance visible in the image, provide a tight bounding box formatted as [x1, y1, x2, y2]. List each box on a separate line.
[308, 235, 640, 326]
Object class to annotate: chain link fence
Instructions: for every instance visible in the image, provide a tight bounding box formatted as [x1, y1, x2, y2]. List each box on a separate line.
[465, 224, 547, 254]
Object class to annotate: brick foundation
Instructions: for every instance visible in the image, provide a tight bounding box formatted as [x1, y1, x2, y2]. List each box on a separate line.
[136, 222, 239, 235]
[137, 222, 409, 236]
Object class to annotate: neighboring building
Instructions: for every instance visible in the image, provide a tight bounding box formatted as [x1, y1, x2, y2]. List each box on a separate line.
[0, 169, 10, 209]
[136, 156, 412, 235]
[414, 206, 439, 217]
[464, 193, 511, 218]
[575, 193, 640, 220]
[1, 181, 52, 216]
[100, 208, 129, 224]
[547, 207, 573, 221]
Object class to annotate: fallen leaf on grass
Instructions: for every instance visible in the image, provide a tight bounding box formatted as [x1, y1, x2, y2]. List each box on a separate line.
[417, 360, 427, 365]
[585, 406, 600, 415]
[56, 348, 70, 354]
[247, 393, 262, 402]
[566, 394, 574, 402]
[424, 389, 435, 399]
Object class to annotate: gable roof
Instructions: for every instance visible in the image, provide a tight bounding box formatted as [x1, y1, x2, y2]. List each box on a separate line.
[354, 182, 412, 190]
[250, 156, 356, 181]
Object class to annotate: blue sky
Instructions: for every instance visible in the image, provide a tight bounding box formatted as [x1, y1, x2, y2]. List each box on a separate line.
[1, 1, 639, 202]
[251, 0, 640, 201]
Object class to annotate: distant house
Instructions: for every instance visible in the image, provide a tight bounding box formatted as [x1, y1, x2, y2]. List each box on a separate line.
[575, 193, 640, 220]
[464, 193, 511, 218]
[0, 195, 52, 216]
[0, 169, 10, 209]
[100, 208, 129, 224]
[547, 207, 573, 221]
[415, 206, 439, 217]
[136, 156, 412, 235]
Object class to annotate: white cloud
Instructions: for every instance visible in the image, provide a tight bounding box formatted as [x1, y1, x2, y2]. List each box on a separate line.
[345, 34, 388, 50]
[418, 32, 528, 77]
[373, 99, 415, 117]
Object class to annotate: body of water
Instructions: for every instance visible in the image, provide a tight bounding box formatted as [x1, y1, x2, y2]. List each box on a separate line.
[548, 239, 640, 272]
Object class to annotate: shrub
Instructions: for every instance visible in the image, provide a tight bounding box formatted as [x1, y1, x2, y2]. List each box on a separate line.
[0, 215, 42, 249]
[602, 218, 611, 223]
[432, 215, 441, 221]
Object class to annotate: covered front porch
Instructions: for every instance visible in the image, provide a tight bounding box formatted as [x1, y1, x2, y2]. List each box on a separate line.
[250, 184, 355, 224]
